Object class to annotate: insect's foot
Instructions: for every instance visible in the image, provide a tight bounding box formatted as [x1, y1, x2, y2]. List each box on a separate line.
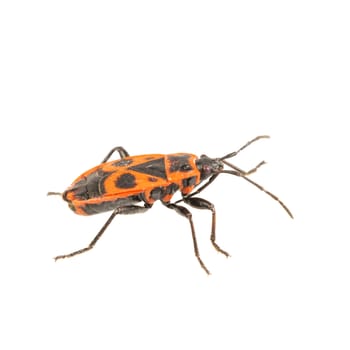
[196, 256, 211, 275]
[212, 242, 230, 257]
[54, 255, 66, 261]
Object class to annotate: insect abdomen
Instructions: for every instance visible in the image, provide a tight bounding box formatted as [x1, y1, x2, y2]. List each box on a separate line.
[63, 168, 142, 215]
[65, 169, 111, 201]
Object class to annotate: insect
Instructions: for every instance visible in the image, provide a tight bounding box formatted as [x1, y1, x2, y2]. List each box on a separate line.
[48, 135, 293, 274]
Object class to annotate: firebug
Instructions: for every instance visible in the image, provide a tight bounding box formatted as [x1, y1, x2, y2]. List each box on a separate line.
[48, 135, 293, 274]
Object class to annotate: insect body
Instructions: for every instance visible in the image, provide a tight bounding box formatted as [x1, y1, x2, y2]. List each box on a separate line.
[48, 135, 293, 274]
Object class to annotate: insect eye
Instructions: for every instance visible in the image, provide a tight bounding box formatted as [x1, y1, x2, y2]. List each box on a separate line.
[203, 164, 211, 173]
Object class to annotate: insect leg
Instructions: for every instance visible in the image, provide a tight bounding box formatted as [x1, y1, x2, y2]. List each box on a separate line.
[101, 146, 130, 163]
[174, 174, 219, 205]
[183, 197, 230, 257]
[54, 205, 149, 261]
[165, 203, 210, 275]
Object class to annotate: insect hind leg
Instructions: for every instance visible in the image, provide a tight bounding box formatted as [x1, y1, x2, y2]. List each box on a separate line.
[101, 146, 130, 163]
[54, 205, 149, 261]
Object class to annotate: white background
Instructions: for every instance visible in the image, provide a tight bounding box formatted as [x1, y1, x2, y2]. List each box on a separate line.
[1, 1, 349, 349]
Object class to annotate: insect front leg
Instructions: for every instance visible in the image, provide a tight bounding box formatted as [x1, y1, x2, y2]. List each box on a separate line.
[183, 197, 230, 258]
[54, 205, 149, 261]
[101, 146, 130, 163]
[164, 203, 210, 275]
[174, 174, 219, 205]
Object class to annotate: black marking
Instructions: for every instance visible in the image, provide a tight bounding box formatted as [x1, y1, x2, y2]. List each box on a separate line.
[182, 176, 197, 188]
[116, 173, 137, 189]
[149, 183, 179, 202]
[67, 179, 89, 200]
[148, 177, 158, 182]
[112, 159, 133, 167]
[165, 183, 179, 195]
[129, 158, 167, 179]
[68, 202, 77, 213]
[86, 169, 110, 197]
[168, 155, 193, 173]
[68, 169, 112, 200]
[83, 196, 141, 215]
[150, 187, 164, 201]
